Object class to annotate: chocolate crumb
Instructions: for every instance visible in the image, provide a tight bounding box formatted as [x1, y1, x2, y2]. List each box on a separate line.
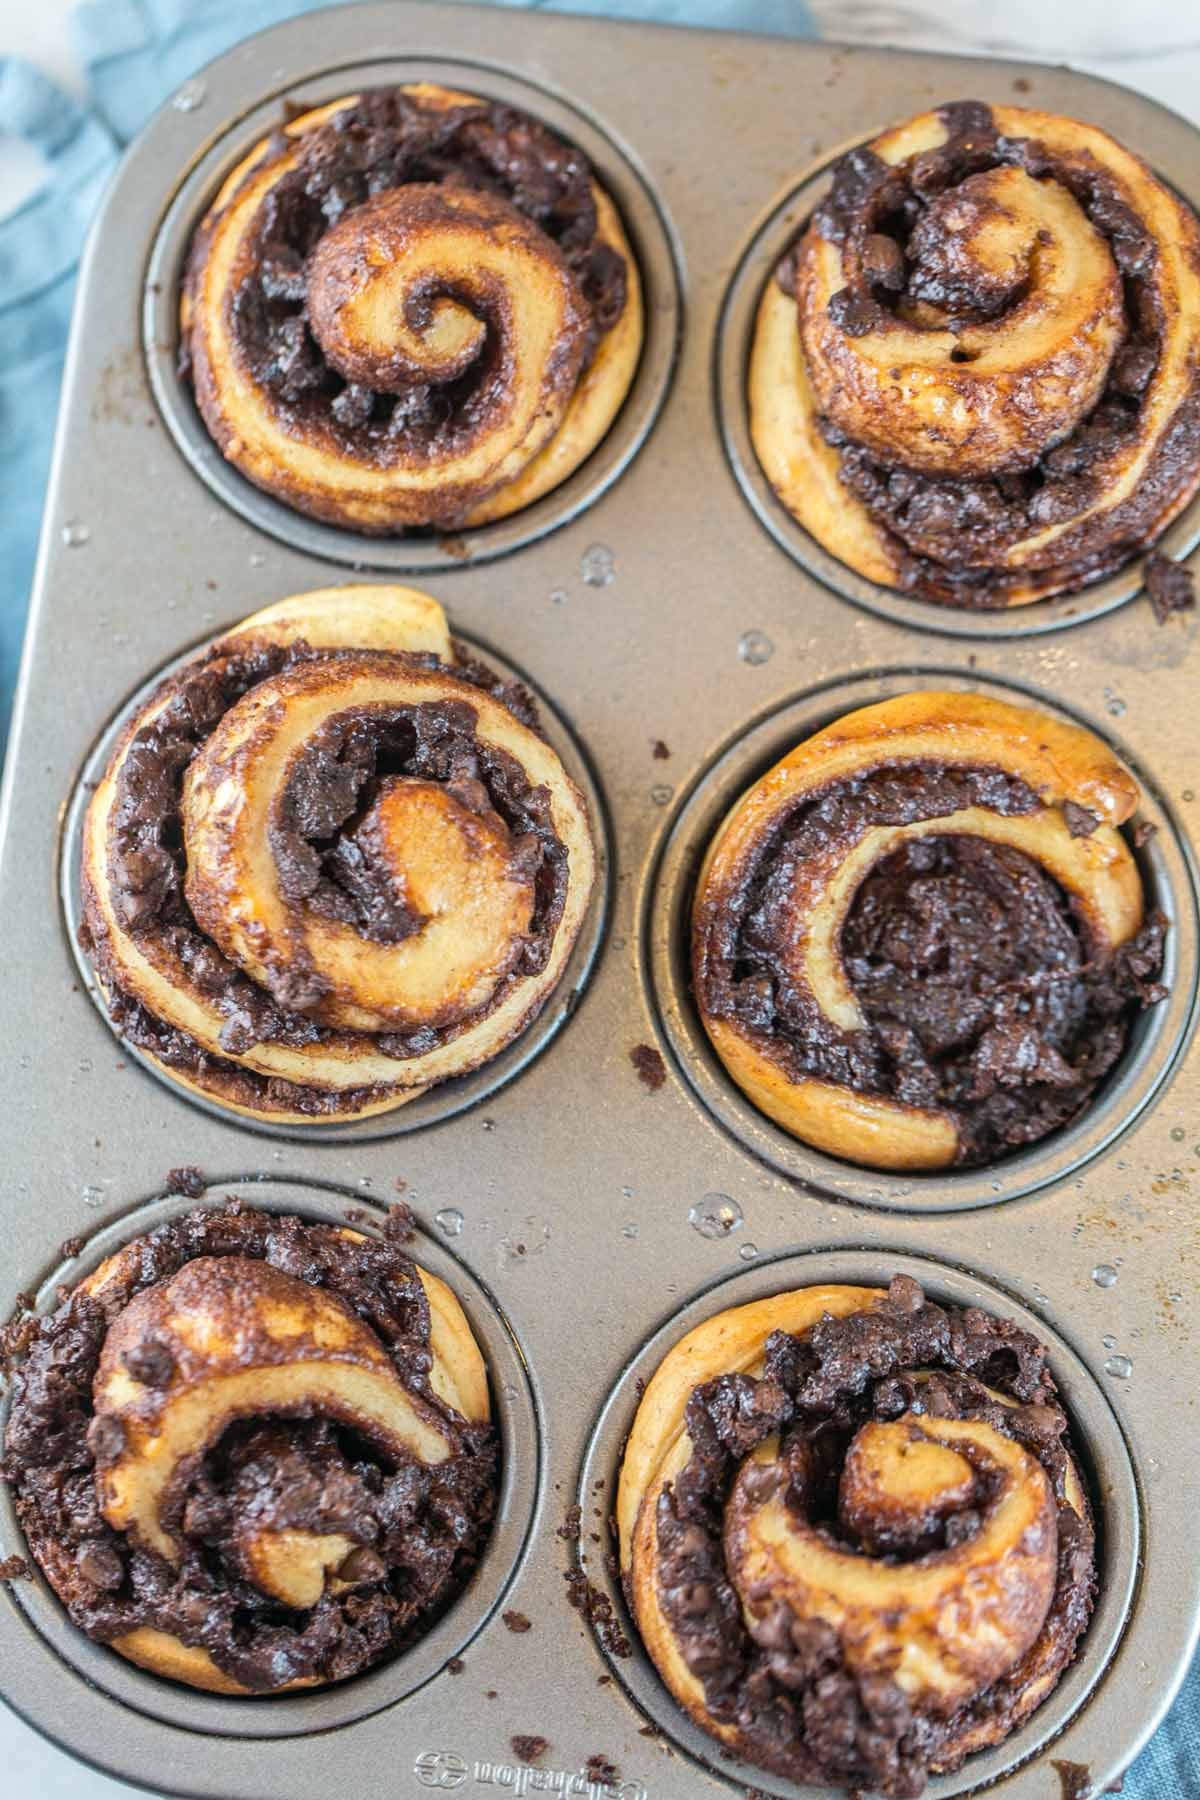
[384, 1201, 415, 1243]
[439, 536, 473, 562]
[586, 1756, 618, 1783]
[1145, 552, 1197, 623]
[1133, 820, 1158, 849]
[1013, 75, 1031, 92]
[59, 1237, 85, 1260]
[651, 739, 671, 760]
[446, 1656, 465, 1674]
[1063, 801, 1100, 838]
[166, 1166, 205, 1198]
[503, 1609, 533, 1634]
[630, 1044, 667, 1092]
[0, 1555, 31, 1581]
[343, 1207, 366, 1224]
[485, 1689, 498, 1699]
[563, 1568, 632, 1658]
[511, 1735, 548, 1765]
[1053, 1762, 1094, 1800]
[556, 1504, 583, 1544]
[598, 1674, 613, 1685]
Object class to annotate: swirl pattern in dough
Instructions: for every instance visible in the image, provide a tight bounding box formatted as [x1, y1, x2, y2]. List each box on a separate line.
[182, 84, 643, 532]
[751, 101, 1200, 606]
[3, 1202, 494, 1694]
[618, 1275, 1094, 1795]
[79, 585, 596, 1122]
[692, 691, 1166, 1169]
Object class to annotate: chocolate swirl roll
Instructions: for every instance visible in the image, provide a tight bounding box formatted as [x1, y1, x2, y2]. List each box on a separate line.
[182, 84, 643, 532]
[618, 1276, 1094, 1796]
[750, 101, 1200, 606]
[692, 692, 1165, 1170]
[79, 586, 596, 1123]
[2, 1203, 495, 1694]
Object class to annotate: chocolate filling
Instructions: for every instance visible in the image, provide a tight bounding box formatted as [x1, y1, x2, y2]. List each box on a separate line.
[80, 638, 568, 1112]
[183, 88, 627, 474]
[647, 1276, 1095, 1796]
[789, 100, 1200, 606]
[1, 1202, 496, 1693]
[695, 762, 1166, 1164]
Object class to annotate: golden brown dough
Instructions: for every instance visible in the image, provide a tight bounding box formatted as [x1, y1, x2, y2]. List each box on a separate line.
[80, 585, 596, 1122]
[4, 1204, 494, 1694]
[618, 1276, 1094, 1794]
[183, 84, 643, 533]
[751, 101, 1200, 606]
[692, 691, 1163, 1170]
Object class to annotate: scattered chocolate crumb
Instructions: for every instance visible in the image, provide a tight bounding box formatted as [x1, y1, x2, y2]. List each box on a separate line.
[439, 536, 472, 562]
[630, 1044, 667, 1091]
[1053, 1762, 1093, 1800]
[1145, 551, 1196, 623]
[503, 1609, 533, 1634]
[485, 1689, 498, 1699]
[59, 1237, 85, 1260]
[598, 1674, 613, 1686]
[586, 1756, 618, 1783]
[651, 739, 670, 760]
[205, 579, 218, 591]
[563, 1569, 631, 1657]
[446, 1656, 465, 1674]
[1013, 75, 1031, 92]
[343, 1207, 366, 1224]
[638, 1725, 660, 1739]
[556, 1504, 583, 1544]
[0, 1555, 32, 1582]
[166, 1166, 204, 1198]
[1134, 820, 1158, 849]
[511, 1735, 548, 1765]
[1064, 801, 1100, 838]
[634, 1375, 646, 1398]
[384, 1201, 415, 1243]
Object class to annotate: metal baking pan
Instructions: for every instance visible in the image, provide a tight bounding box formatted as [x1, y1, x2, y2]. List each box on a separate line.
[1, 4, 1197, 1796]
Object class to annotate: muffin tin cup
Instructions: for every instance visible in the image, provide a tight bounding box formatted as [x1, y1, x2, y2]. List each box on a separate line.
[576, 1248, 1141, 1799]
[0, 1179, 541, 1739]
[644, 666, 1200, 1211]
[715, 156, 1200, 641]
[1, 5, 1198, 1796]
[143, 57, 683, 574]
[59, 626, 612, 1144]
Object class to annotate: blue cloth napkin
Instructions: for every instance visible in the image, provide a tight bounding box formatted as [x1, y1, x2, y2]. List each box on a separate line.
[0, 3, 1194, 1791]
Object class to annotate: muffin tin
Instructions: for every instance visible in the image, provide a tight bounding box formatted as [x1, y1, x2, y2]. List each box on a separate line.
[0, 4, 1197, 1796]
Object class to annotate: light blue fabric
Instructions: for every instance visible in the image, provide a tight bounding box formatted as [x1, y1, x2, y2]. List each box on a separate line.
[0, 4, 1194, 1789]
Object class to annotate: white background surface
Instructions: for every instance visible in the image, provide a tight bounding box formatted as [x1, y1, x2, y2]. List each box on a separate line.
[1, 0, 1199, 1794]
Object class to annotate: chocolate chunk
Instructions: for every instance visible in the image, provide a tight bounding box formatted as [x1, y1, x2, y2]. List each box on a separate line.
[510, 1736, 548, 1766]
[827, 286, 879, 337]
[630, 1043, 667, 1091]
[76, 1544, 124, 1590]
[1063, 801, 1100, 838]
[502, 1609, 533, 1633]
[862, 233, 905, 291]
[123, 1337, 174, 1387]
[1144, 552, 1196, 624]
[167, 1166, 205, 1198]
